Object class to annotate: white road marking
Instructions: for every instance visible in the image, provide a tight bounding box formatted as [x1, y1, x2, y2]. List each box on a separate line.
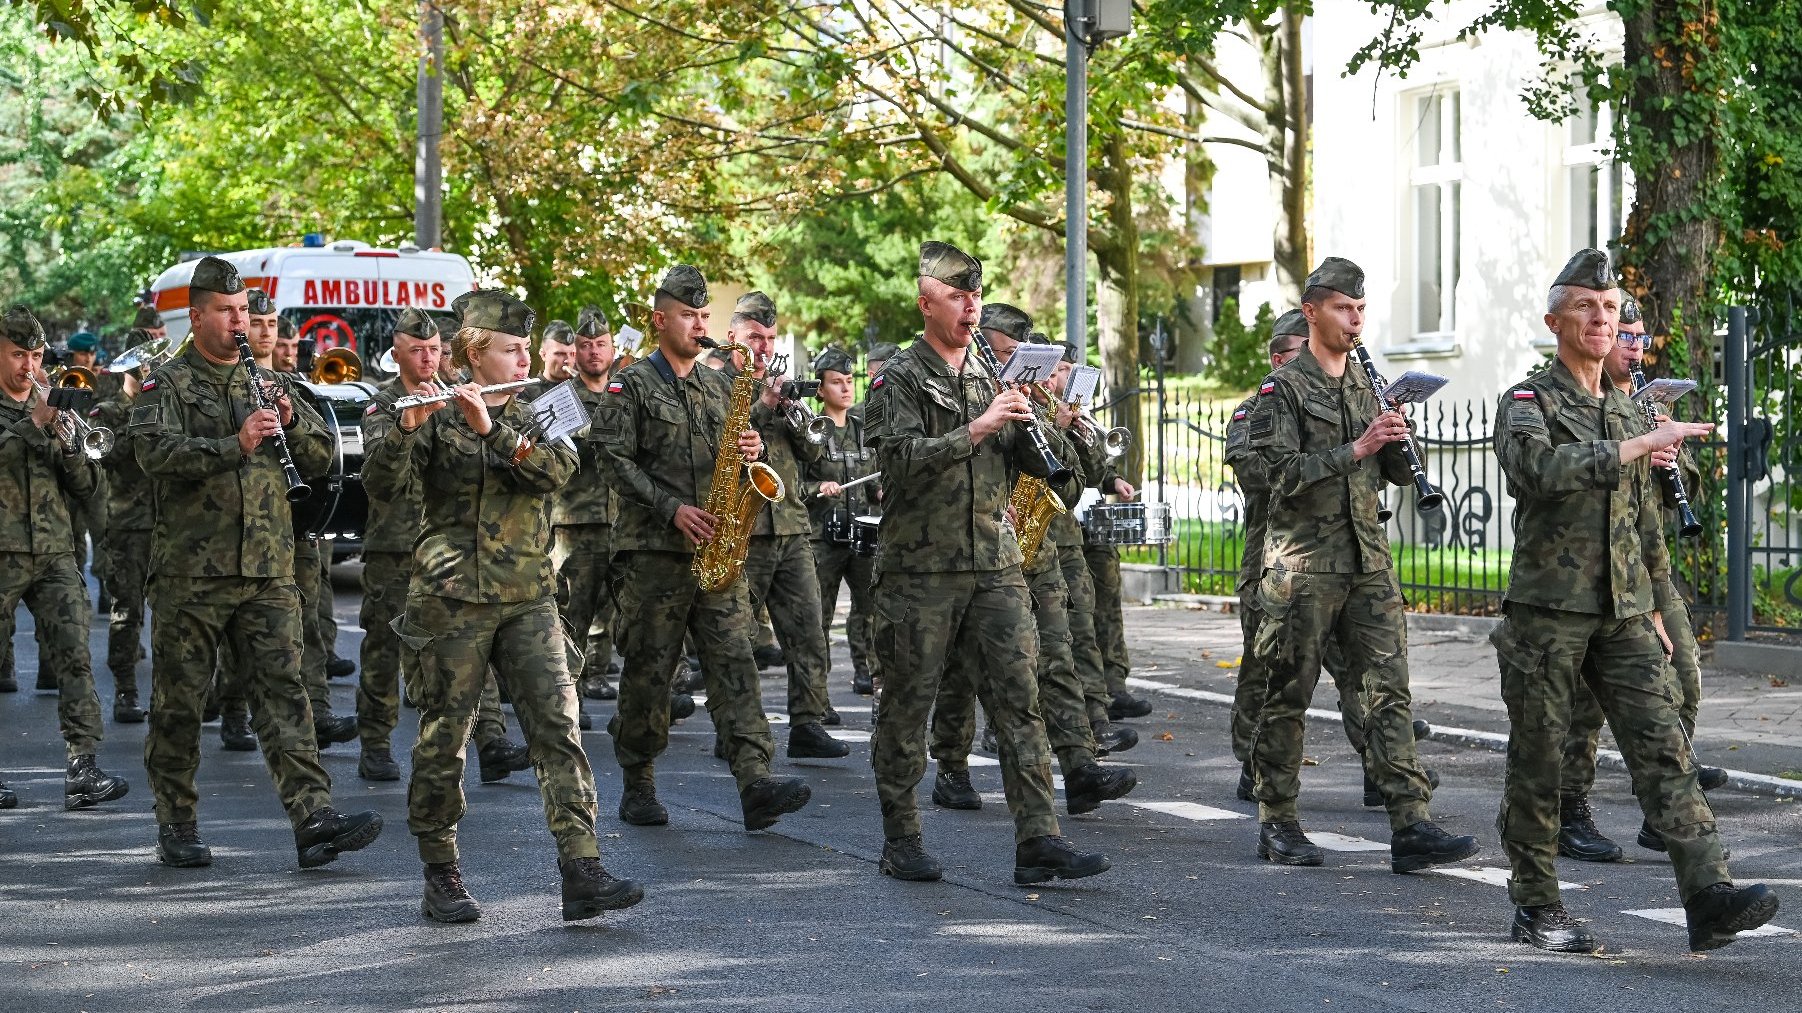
[1127, 801, 1250, 822]
[1307, 832, 1391, 853]
[765, 712, 790, 725]
[828, 729, 872, 743]
[1622, 908, 1795, 938]
[1429, 865, 1585, 892]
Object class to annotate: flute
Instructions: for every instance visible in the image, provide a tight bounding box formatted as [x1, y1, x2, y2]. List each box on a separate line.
[389, 379, 534, 412]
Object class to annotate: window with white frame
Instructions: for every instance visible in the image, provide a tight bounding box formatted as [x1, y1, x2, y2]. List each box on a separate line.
[1407, 89, 1461, 338]
[1565, 99, 1630, 253]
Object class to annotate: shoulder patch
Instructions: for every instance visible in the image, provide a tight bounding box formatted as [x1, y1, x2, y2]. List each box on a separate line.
[870, 374, 885, 390]
[606, 380, 624, 394]
[140, 378, 157, 392]
[1232, 407, 1248, 420]
[365, 402, 381, 416]
[1259, 381, 1276, 395]
[1511, 389, 1537, 400]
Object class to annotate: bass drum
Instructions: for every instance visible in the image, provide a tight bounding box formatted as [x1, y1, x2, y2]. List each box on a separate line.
[290, 380, 377, 549]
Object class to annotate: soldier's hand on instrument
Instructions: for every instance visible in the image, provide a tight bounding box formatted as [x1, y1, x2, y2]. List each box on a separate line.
[674, 504, 718, 545]
[29, 371, 58, 428]
[1624, 419, 1713, 463]
[264, 380, 295, 427]
[399, 381, 447, 432]
[121, 372, 141, 398]
[1650, 444, 1680, 470]
[1053, 400, 1078, 429]
[972, 388, 1033, 443]
[1352, 409, 1410, 460]
[737, 429, 763, 460]
[819, 481, 843, 498]
[1112, 478, 1137, 500]
[238, 407, 281, 454]
[451, 382, 492, 436]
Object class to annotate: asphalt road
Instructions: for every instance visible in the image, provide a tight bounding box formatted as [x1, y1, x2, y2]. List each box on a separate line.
[3, 567, 1798, 1012]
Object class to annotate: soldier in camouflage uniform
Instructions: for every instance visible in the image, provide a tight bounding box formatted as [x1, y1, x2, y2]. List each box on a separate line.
[802, 347, 879, 696]
[531, 318, 575, 394]
[865, 242, 1110, 885]
[736, 291, 851, 759]
[928, 322, 1139, 816]
[1245, 257, 1477, 874]
[0, 304, 132, 811]
[133, 256, 383, 870]
[595, 265, 814, 833]
[1492, 250, 1776, 953]
[92, 328, 158, 724]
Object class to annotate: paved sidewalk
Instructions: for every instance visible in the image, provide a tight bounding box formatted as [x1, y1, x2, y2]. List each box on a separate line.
[1119, 602, 1802, 795]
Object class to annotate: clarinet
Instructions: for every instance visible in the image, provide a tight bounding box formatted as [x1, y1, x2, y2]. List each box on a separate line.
[1628, 366, 1704, 539]
[234, 331, 312, 503]
[1348, 335, 1443, 512]
[967, 325, 1073, 484]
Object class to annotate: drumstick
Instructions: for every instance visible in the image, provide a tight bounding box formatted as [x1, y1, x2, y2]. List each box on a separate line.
[834, 471, 881, 492]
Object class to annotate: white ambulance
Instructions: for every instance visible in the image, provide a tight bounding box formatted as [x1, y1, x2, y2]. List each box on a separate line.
[146, 237, 478, 361]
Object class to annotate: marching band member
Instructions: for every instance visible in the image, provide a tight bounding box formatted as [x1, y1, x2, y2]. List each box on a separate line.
[802, 347, 879, 696]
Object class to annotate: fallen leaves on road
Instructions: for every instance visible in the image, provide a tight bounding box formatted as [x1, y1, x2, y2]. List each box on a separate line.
[1157, 732, 1174, 742]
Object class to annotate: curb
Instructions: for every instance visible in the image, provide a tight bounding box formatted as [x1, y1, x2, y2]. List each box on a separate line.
[1123, 677, 1802, 800]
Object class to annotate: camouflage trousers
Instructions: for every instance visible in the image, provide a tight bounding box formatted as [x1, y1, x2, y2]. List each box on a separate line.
[293, 538, 333, 716]
[1231, 583, 1366, 769]
[103, 528, 151, 697]
[1251, 568, 1431, 832]
[931, 561, 1097, 777]
[146, 576, 331, 829]
[552, 524, 615, 689]
[0, 552, 104, 756]
[813, 538, 876, 687]
[315, 544, 339, 660]
[1493, 603, 1728, 906]
[1084, 544, 1131, 695]
[871, 567, 1059, 845]
[1059, 543, 1112, 726]
[745, 533, 832, 726]
[395, 592, 598, 865]
[610, 551, 774, 792]
[1558, 600, 1704, 799]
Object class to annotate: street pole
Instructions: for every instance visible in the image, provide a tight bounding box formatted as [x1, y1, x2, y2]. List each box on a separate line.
[1064, 5, 1088, 362]
[414, 2, 444, 249]
[1726, 306, 1749, 640]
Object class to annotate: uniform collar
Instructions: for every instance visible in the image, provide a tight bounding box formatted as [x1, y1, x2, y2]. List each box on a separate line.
[647, 349, 679, 385]
[1546, 356, 1605, 404]
[912, 336, 993, 383]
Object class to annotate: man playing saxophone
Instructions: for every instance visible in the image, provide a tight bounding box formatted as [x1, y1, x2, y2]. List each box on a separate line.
[596, 265, 813, 834]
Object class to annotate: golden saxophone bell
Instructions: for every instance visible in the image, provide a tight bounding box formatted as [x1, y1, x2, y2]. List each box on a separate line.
[311, 346, 363, 385]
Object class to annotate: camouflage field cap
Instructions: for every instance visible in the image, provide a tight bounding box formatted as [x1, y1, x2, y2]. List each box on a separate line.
[656, 265, 710, 308]
[132, 305, 162, 329]
[67, 330, 99, 352]
[978, 303, 1032, 343]
[866, 340, 901, 363]
[1026, 330, 1051, 344]
[125, 327, 155, 349]
[278, 316, 297, 340]
[0, 304, 45, 350]
[541, 319, 575, 345]
[452, 288, 536, 338]
[1059, 340, 1080, 364]
[813, 347, 855, 377]
[1553, 249, 1615, 291]
[189, 256, 245, 296]
[1273, 308, 1309, 339]
[1304, 257, 1364, 299]
[575, 306, 609, 338]
[733, 290, 777, 328]
[394, 306, 437, 340]
[246, 288, 276, 316]
[919, 241, 982, 292]
[1620, 295, 1643, 326]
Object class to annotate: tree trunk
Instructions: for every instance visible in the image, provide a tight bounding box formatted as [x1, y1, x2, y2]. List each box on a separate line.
[1095, 136, 1143, 485]
[1246, 11, 1309, 307]
[1619, 2, 1719, 378]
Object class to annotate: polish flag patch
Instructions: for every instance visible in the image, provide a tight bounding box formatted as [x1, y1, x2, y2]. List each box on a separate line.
[365, 403, 382, 416]
[1511, 389, 1537, 400]
[1258, 381, 1276, 395]
[871, 375, 885, 390]
[140, 379, 157, 392]
[606, 380, 624, 394]
[1232, 408, 1247, 420]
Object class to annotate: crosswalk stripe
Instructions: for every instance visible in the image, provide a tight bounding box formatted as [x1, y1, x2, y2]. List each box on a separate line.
[1127, 800, 1249, 822]
[828, 729, 872, 743]
[1307, 832, 1390, 853]
[1622, 908, 1795, 938]
[1430, 865, 1585, 892]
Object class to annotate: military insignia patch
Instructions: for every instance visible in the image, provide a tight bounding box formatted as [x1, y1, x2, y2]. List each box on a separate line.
[365, 403, 381, 416]
[1259, 381, 1276, 395]
[1511, 389, 1536, 400]
[606, 380, 624, 394]
[1232, 408, 1247, 421]
[870, 375, 885, 390]
[141, 378, 157, 392]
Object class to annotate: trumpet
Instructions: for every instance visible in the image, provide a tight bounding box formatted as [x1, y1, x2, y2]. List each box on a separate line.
[1066, 401, 1130, 459]
[33, 375, 114, 459]
[310, 346, 362, 385]
[388, 378, 535, 412]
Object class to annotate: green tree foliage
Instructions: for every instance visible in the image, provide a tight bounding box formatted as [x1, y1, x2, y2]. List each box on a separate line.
[1209, 297, 1275, 391]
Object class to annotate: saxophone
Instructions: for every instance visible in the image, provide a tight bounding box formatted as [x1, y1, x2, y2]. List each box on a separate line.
[693, 341, 786, 592]
[1008, 383, 1067, 569]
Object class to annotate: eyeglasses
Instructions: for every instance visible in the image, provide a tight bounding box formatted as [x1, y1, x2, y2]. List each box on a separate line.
[1616, 332, 1652, 350]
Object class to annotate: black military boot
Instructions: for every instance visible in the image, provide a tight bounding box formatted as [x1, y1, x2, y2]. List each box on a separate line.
[822, 704, 842, 727]
[313, 713, 358, 747]
[788, 721, 850, 759]
[421, 861, 481, 923]
[1363, 767, 1440, 807]
[559, 856, 645, 920]
[852, 670, 874, 696]
[1236, 767, 1256, 802]
[326, 655, 356, 680]
[979, 724, 999, 755]
[1698, 765, 1729, 791]
[578, 708, 593, 731]
[0, 780, 17, 809]
[295, 805, 383, 869]
[753, 643, 786, 671]
[931, 769, 982, 810]
[35, 667, 57, 691]
[880, 834, 944, 881]
[676, 658, 705, 693]
[584, 675, 617, 701]
[359, 746, 402, 782]
[669, 693, 696, 722]
[618, 783, 669, 826]
[477, 738, 532, 783]
[113, 688, 147, 724]
[740, 775, 811, 831]
[1390, 820, 1480, 874]
[1685, 882, 1780, 951]
[1065, 763, 1138, 815]
[0, 653, 16, 692]
[1637, 818, 1666, 852]
[156, 821, 213, 868]
[1091, 719, 1138, 756]
[1107, 689, 1153, 720]
[1014, 835, 1111, 885]
[1412, 718, 1432, 740]
[1511, 902, 1599, 953]
[1258, 821, 1325, 866]
[1556, 795, 1623, 862]
[219, 710, 257, 751]
[64, 755, 130, 810]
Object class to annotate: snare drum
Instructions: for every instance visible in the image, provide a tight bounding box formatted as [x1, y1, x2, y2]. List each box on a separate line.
[1082, 502, 1174, 546]
[850, 515, 882, 558]
[290, 380, 376, 542]
[823, 507, 854, 545]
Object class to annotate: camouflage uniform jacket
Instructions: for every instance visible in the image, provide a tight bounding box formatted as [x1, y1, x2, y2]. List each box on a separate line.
[1224, 393, 1267, 591]
[801, 412, 880, 537]
[1049, 418, 1118, 561]
[1247, 344, 1416, 573]
[388, 394, 574, 603]
[93, 391, 153, 531]
[863, 339, 1071, 576]
[0, 389, 99, 553]
[537, 379, 616, 528]
[1495, 357, 1674, 619]
[596, 350, 749, 556]
[359, 378, 426, 554]
[749, 399, 821, 538]
[133, 344, 332, 578]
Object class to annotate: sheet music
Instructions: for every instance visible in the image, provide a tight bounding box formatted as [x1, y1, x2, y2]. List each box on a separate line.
[530, 381, 590, 445]
[615, 324, 645, 357]
[1631, 377, 1698, 406]
[998, 344, 1066, 385]
[1067, 365, 1102, 406]
[1380, 370, 1450, 404]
